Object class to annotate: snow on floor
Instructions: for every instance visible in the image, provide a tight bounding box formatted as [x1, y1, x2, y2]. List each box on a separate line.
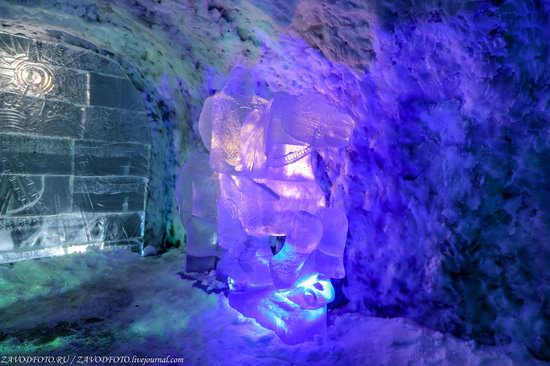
[0, 248, 534, 365]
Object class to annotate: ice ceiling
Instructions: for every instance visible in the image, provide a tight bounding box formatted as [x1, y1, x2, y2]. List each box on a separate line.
[0, 0, 548, 360]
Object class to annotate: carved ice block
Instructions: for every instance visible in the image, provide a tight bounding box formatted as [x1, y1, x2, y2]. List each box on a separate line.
[89, 73, 143, 110]
[0, 215, 70, 250]
[0, 92, 84, 138]
[0, 212, 144, 259]
[0, 175, 72, 217]
[0, 66, 87, 104]
[0, 133, 73, 175]
[208, 92, 248, 171]
[33, 40, 126, 77]
[314, 207, 348, 279]
[176, 153, 219, 222]
[84, 107, 149, 143]
[73, 176, 147, 213]
[228, 274, 334, 344]
[102, 212, 144, 242]
[0, 32, 126, 78]
[184, 217, 218, 257]
[267, 92, 355, 150]
[75, 140, 150, 177]
[51, 212, 143, 245]
[199, 66, 268, 172]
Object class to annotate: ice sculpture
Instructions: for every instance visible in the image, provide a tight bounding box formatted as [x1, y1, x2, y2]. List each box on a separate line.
[0, 32, 150, 263]
[183, 66, 354, 343]
[175, 152, 220, 272]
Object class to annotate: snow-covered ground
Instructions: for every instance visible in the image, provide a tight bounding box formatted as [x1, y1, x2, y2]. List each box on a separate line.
[0, 249, 536, 365]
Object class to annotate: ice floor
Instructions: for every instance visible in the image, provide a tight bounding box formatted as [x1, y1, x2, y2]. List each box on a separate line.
[0, 248, 533, 365]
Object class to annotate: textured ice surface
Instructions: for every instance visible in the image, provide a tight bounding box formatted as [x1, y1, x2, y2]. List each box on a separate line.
[0, 248, 524, 365]
[266, 92, 355, 151]
[193, 69, 355, 343]
[0, 32, 150, 262]
[0, 92, 83, 138]
[74, 140, 150, 177]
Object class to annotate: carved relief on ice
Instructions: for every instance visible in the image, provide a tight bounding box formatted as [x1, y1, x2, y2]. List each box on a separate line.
[0, 32, 151, 262]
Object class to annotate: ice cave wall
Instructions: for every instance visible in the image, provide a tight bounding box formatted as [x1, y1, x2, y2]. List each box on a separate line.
[0, 0, 548, 359]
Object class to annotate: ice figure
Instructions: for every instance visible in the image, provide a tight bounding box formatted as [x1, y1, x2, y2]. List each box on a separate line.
[188, 66, 354, 343]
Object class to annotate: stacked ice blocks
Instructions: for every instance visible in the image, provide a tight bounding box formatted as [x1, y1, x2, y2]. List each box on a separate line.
[0, 32, 151, 262]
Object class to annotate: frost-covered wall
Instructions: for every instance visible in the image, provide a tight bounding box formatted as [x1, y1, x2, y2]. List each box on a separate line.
[313, 2, 550, 359]
[0, 0, 548, 360]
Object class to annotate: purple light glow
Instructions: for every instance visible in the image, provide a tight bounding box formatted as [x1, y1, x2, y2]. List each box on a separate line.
[177, 66, 355, 344]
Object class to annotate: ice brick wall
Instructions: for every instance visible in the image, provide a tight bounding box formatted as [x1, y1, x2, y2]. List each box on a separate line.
[0, 32, 150, 262]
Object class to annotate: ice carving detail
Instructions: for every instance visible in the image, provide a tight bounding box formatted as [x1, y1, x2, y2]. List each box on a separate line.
[0, 32, 150, 263]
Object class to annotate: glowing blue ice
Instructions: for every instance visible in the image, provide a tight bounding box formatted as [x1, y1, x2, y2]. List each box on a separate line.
[179, 66, 355, 343]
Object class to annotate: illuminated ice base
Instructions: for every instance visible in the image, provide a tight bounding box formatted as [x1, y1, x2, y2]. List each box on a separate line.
[229, 288, 327, 345]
